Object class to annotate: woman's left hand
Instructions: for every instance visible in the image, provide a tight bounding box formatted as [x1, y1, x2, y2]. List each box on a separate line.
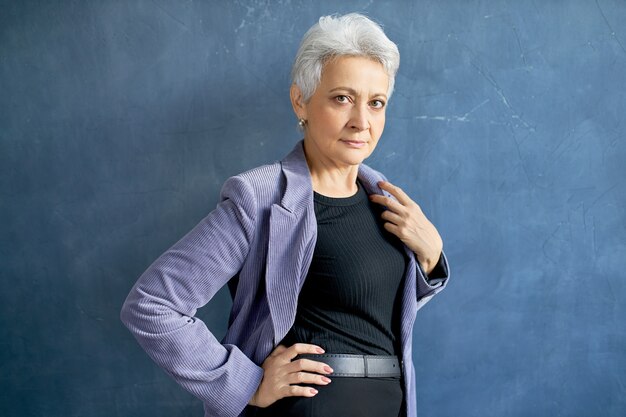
[369, 180, 443, 275]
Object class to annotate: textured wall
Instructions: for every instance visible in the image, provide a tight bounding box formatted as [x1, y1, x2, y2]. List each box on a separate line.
[1, 1, 624, 416]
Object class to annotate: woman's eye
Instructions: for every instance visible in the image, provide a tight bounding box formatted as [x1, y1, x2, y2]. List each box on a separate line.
[335, 95, 350, 103]
[370, 99, 385, 109]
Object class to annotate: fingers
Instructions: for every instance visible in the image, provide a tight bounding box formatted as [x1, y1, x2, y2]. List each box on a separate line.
[282, 343, 326, 360]
[380, 208, 403, 225]
[280, 344, 333, 397]
[377, 180, 413, 206]
[270, 344, 288, 357]
[284, 369, 332, 391]
[286, 357, 333, 376]
[253, 343, 332, 407]
[280, 357, 333, 398]
[369, 193, 406, 214]
[282, 384, 321, 398]
[382, 221, 402, 238]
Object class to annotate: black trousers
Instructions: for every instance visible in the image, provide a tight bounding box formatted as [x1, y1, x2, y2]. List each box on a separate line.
[251, 375, 405, 417]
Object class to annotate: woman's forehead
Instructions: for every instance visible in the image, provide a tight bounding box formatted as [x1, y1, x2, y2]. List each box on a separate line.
[319, 56, 389, 96]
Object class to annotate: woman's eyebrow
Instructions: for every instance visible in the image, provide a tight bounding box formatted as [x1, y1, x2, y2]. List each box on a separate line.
[328, 86, 387, 99]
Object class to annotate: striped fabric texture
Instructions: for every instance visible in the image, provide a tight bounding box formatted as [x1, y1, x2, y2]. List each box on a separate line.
[120, 139, 450, 417]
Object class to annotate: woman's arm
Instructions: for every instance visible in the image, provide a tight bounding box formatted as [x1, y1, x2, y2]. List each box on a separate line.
[369, 171, 451, 303]
[120, 175, 263, 417]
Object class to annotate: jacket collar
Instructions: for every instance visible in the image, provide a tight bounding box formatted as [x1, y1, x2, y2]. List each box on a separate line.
[279, 139, 387, 215]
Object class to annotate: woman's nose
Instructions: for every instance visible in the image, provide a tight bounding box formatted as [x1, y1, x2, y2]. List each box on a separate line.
[349, 105, 369, 131]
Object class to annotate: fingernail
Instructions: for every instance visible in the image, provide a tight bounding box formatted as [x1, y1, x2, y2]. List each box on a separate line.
[324, 366, 333, 373]
[322, 376, 331, 383]
[316, 347, 325, 353]
[310, 388, 318, 394]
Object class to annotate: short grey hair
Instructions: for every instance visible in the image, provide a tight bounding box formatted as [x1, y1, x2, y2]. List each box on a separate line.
[291, 13, 400, 103]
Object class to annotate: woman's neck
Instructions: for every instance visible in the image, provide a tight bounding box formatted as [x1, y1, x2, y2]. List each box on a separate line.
[302, 139, 360, 197]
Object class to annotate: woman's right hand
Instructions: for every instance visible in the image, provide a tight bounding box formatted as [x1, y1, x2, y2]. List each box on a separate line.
[248, 343, 334, 408]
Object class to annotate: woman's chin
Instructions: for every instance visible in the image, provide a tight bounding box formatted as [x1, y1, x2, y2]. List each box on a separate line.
[335, 150, 371, 166]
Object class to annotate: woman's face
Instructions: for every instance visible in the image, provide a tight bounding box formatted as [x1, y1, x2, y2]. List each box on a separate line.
[292, 55, 390, 169]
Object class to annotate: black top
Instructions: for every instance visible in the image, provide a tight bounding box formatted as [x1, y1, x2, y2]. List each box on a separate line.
[281, 179, 409, 356]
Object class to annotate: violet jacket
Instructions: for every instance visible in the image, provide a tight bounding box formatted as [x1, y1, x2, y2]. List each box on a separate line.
[120, 139, 450, 417]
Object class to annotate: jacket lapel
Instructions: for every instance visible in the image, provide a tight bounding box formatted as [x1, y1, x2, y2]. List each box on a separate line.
[264, 140, 316, 345]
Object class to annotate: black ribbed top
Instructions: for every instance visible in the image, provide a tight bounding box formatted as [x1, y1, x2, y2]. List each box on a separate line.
[281, 179, 409, 356]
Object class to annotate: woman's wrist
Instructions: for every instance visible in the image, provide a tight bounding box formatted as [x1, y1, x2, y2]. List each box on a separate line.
[416, 249, 442, 276]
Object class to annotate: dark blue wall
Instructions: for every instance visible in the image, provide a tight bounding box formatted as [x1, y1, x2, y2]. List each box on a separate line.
[1, 1, 624, 416]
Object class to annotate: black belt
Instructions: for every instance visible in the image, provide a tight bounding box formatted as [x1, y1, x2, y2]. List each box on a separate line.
[293, 353, 403, 378]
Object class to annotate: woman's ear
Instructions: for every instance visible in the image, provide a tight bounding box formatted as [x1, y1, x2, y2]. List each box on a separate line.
[289, 83, 307, 119]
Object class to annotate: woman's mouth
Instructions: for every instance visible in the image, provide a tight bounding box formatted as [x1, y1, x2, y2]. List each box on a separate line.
[341, 139, 367, 148]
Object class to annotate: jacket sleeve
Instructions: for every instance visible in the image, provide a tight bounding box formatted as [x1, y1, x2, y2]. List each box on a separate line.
[415, 248, 450, 302]
[120, 175, 264, 417]
[424, 251, 448, 281]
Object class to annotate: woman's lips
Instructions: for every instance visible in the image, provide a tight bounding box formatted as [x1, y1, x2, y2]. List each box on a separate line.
[341, 139, 367, 148]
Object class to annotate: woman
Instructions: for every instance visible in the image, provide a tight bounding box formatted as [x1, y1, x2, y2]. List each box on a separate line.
[121, 13, 450, 417]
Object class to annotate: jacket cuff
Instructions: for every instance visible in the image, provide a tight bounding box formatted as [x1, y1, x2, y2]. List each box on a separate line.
[415, 249, 450, 298]
[425, 251, 448, 283]
[201, 344, 264, 417]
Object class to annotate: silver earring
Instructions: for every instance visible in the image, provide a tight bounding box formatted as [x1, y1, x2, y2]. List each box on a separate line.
[298, 118, 306, 128]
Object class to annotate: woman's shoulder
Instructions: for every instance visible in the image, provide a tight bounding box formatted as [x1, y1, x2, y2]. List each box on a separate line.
[227, 159, 283, 190]
[219, 160, 284, 206]
[236, 159, 283, 181]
